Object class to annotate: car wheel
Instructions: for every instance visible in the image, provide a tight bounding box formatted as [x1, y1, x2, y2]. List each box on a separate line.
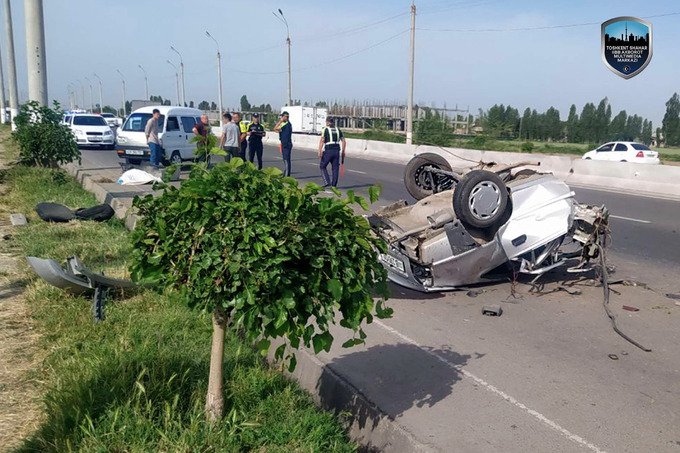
[453, 170, 509, 229]
[170, 151, 182, 165]
[404, 153, 455, 200]
[585, 157, 591, 160]
[620, 160, 627, 162]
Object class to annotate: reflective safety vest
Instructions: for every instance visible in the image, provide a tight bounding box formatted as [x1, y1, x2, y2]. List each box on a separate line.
[323, 126, 341, 145]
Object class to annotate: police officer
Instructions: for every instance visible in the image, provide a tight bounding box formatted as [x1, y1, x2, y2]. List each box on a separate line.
[247, 113, 266, 170]
[275, 111, 293, 177]
[232, 112, 248, 160]
[318, 117, 346, 188]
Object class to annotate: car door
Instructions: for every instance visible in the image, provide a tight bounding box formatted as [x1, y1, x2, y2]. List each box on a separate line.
[162, 116, 184, 161]
[180, 116, 197, 159]
[612, 142, 629, 161]
[594, 143, 614, 161]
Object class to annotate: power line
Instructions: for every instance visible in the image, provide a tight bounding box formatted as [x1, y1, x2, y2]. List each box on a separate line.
[419, 11, 680, 32]
[230, 29, 409, 76]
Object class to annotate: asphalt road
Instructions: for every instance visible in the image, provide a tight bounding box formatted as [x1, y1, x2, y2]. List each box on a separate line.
[80, 144, 680, 452]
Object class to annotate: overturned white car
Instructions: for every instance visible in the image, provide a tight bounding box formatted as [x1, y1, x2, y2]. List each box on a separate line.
[370, 153, 609, 292]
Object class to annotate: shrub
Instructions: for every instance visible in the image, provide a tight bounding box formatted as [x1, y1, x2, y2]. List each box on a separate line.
[13, 101, 80, 167]
[130, 159, 391, 420]
[521, 141, 535, 152]
[472, 135, 487, 148]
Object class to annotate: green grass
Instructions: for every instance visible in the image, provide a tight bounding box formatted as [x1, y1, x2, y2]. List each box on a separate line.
[344, 130, 406, 144]
[0, 133, 356, 452]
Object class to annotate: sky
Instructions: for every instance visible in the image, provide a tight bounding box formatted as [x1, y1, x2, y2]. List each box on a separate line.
[1, 0, 679, 126]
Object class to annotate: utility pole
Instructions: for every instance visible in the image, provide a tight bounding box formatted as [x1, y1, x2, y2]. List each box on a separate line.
[93, 73, 103, 113]
[116, 69, 126, 116]
[273, 9, 291, 106]
[138, 65, 148, 100]
[0, 42, 5, 124]
[4, 0, 19, 129]
[25, 0, 48, 105]
[84, 76, 94, 112]
[406, 1, 416, 145]
[76, 79, 85, 109]
[206, 31, 223, 126]
[170, 46, 185, 106]
[167, 60, 180, 106]
[67, 83, 75, 110]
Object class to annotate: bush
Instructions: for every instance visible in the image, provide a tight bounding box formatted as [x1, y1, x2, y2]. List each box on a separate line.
[131, 159, 391, 419]
[471, 135, 487, 148]
[13, 101, 80, 167]
[521, 141, 535, 152]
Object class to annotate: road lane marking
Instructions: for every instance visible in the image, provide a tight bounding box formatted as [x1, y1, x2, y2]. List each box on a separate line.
[374, 319, 607, 453]
[610, 215, 651, 224]
[348, 169, 367, 175]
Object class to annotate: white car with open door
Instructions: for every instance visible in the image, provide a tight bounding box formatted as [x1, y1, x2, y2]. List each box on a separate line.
[582, 141, 659, 164]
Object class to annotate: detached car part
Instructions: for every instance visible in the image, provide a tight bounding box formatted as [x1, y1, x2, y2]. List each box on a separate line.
[372, 154, 609, 292]
[26, 255, 138, 322]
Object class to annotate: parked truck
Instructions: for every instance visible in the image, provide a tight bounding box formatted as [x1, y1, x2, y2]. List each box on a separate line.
[281, 106, 327, 134]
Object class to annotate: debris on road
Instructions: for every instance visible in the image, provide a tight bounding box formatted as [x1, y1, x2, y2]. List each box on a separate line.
[608, 354, 619, 360]
[622, 305, 640, 312]
[482, 305, 503, 317]
[26, 255, 140, 323]
[665, 293, 680, 301]
[9, 213, 27, 226]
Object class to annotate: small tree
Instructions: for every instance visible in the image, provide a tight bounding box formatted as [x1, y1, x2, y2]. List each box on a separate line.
[130, 159, 391, 421]
[13, 101, 80, 167]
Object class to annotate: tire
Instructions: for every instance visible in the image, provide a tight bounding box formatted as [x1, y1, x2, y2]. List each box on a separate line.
[453, 170, 509, 229]
[584, 157, 591, 160]
[404, 153, 454, 200]
[170, 151, 182, 164]
[620, 160, 627, 162]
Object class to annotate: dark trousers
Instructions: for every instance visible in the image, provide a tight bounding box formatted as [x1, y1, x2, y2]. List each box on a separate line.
[148, 142, 163, 166]
[224, 146, 240, 162]
[281, 143, 293, 177]
[239, 140, 247, 160]
[320, 148, 340, 187]
[248, 140, 263, 170]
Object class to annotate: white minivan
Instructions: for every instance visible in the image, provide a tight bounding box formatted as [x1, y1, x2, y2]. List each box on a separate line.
[116, 105, 205, 165]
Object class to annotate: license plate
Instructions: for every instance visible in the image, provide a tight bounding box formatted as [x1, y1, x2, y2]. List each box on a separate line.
[89, 137, 102, 142]
[127, 149, 144, 155]
[380, 254, 405, 273]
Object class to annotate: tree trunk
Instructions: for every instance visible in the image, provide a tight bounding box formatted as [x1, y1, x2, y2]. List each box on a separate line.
[205, 306, 227, 422]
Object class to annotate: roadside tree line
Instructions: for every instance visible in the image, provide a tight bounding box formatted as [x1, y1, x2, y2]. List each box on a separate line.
[479, 98, 654, 145]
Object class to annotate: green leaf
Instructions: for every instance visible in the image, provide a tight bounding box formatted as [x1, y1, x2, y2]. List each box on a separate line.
[342, 338, 365, 348]
[274, 309, 288, 329]
[210, 147, 227, 156]
[327, 279, 343, 300]
[368, 185, 381, 204]
[257, 338, 271, 356]
[288, 354, 297, 372]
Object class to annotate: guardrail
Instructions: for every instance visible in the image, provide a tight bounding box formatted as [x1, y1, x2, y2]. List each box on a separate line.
[263, 132, 680, 200]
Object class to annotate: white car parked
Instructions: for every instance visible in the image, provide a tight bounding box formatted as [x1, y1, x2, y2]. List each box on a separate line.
[70, 114, 115, 149]
[101, 112, 122, 128]
[582, 141, 660, 164]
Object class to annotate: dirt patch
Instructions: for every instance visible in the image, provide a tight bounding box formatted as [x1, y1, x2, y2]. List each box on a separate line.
[0, 167, 43, 449]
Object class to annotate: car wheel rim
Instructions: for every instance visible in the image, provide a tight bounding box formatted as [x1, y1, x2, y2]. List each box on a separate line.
[414, 164, 453, 191]
[171, 154, 181, 164]
[468, 181, 501, 220]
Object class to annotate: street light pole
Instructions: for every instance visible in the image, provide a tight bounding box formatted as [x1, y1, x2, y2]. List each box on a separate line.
[406, 1, 416, 145]
[273, 9, 291, 106]
[93, 73, 103, 113]
[166, 60, 180, 106]
[76, 79, 85, 109]
[0, 44, 6, 124]
[25, 0, 48, 105]
[206, 31, 223, 126]
[67, 83, 75, 110]
[116, 69, 126, 116]
[3, 0, 20, 129]
[84, 76, 94, 112]
[170, 46, 185, 106]
[138, 65, 149, 100]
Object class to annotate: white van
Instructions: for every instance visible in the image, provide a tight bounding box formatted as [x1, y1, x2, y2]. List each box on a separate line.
[116, 105, 205, 165]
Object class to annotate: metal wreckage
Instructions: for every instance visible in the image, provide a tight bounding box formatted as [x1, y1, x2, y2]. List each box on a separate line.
[369, 152, 609, 293]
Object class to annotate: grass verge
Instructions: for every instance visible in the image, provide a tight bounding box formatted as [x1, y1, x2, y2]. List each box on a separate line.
[0, 129, 356, 452]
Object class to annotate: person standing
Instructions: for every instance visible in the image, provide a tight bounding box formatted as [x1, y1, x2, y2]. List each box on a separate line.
[145, 109, 162, 167]
[219, 113, 241, 161]
[275, 111, 293, 177]
[232, 112, 248, 160]
[192, 114, 211, 163]
[247, 113, 266, 170]
[318, 117, 346, 188]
